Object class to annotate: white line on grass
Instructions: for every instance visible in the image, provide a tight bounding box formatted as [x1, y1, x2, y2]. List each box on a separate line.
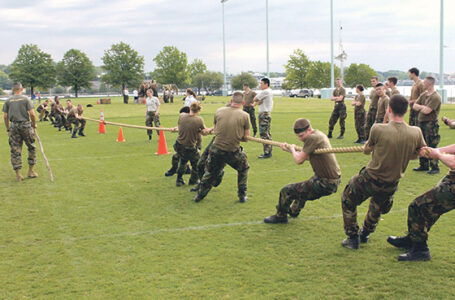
[65, 208, 407, 242]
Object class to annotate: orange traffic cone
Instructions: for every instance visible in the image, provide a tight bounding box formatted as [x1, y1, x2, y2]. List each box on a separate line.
[116, 127, 126, 142]
[155, 127, 170, 155]
[99, 110, 106, 134]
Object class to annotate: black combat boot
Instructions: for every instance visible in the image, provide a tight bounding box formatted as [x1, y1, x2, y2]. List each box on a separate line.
[71, 130, 78, 138]
[165, 167, 176, 177]
[342, 235, 359, 250]
[413, 166, 429, 172]
[190, 183, 200, 192]
[176, 175, 185, 187]
[387, 235, 413, 250]
[239, 195, 248, 203]
[327, 131, 333, 138]
[264, 214, 288, 224]
[359, 228, 370, 244]
[78, 128, 85, 136]
[398, 241, 431, 261]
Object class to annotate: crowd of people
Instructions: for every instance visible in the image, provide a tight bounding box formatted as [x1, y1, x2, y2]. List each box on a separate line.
[3, 67, 455, 262]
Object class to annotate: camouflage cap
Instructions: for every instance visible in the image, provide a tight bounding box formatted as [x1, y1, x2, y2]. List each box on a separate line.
[293, 118, 310, 134]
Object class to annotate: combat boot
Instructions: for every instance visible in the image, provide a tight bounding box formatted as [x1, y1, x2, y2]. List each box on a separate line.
[264, 214, 288, 224]
[413, 166, 429, 172]
[176, 176, 185, 187]
[15, 169, 24, 182]
[71, 130, 78, 138]
[341, 235, 359, 250]
[165, 167, 176, 177]
[239, 196, 248, 203]
[387, 235, 412, 250]
[398, 241, 431, 261]
[336, 135, 344, 139]
[327, 131, 333, 138]
[190, 183, 200, 192]
[427, 168, 440, 175]
[78, 128, 85, 137]
[27, 165, 38, 178]
[359, 228, 370, 243]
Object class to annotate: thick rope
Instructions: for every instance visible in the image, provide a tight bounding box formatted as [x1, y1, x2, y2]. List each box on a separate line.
[83, 116, 364, 154]
[35, 128, 54, 182]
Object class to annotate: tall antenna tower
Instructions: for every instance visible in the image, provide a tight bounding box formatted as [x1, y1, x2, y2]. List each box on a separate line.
[335, 22, 347, 82]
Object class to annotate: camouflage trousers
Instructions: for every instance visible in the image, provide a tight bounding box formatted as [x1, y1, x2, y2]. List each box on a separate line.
[146, 111, 160, 136]
[328, 103, 346, 135]
[354, 109, 366, 140]
[258, 112, 272, 154]
[197, 144, 249, 200]
[342, 167, 398, 236]
[54, 113, 66, 129]
[8, 121, 37, 170]
[67, 116, 86, 132]
[276, 176, 340, 217]
[38, 109, 49, 121]
[407, 172, 455, 242]
[243, 106, 257, 135]
[174, 142, 200, 183]
[409, 107, 419, 126]
[418, 121, 440, 170]
[364, 108, 377, 140]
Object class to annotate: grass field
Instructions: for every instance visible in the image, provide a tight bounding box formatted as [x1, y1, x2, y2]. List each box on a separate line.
[1, 96, 455, 298]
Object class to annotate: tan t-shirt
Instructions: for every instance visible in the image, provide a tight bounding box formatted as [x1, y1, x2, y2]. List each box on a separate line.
[2, 95, 33, 122]
[332, 87, 346, 104]
[416, 91, 441, 122]
[176, 113, 205, 148]
[368, 89, 379, 110]
[355, 94, 365, 112]
[213, 106, 250, 152]
[364, 122, 426, 182]
[391, 87, 400, 96]
[243, 90, 257, 106]
[303, 130, 341, 179]
[376, 95, 390, 121]
[410, 79, 425, 108]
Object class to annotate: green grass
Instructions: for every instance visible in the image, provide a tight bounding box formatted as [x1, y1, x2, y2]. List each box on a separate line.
[2, 96, 455, 298]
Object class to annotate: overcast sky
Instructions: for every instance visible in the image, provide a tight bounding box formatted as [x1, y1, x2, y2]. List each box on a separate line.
[0, 0, 454, 74]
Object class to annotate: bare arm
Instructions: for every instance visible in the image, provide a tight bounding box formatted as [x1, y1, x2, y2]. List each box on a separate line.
[4, 112, 9, 132]
[29, 109, 36, 128]
[412, 103, 432, 114]
[425, 147, 455, 169]
[280, 143, 309, 165]
[241, 129, 250, 142]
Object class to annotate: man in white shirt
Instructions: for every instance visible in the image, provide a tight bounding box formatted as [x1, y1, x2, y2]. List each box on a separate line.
[123, 87, 129, 104]
[253, 78, 273, 159]
[133, 89, 138, 104]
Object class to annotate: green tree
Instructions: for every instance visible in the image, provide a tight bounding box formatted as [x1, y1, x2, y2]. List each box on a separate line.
[193, 71, 223, 93]
[57, 49, 96, 97]
[152, 46, 188, 87]
[101, 42, 145, 91]
[344, 63, 377, 88]
[0, 70, 13, 90]
[9, 44, 56, 96]
[230, 72, 258, 90]
[284, 49, 311, 89]
[306, 61, 340, 89]
[187, 58, 207, 88]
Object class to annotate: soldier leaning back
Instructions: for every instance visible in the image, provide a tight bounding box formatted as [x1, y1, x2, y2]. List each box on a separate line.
[2, 82, 38, 181]
[194, 91, 250, 203]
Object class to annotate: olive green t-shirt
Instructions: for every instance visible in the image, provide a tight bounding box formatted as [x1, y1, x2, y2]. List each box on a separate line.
[410, 79, 425, 108]
[391, 87, 400, 96]
[332, 87, 346, 104]
[177, 113, 206, 148]
[364, 122, 426, 182]
[2, 95, 33, 122]
[376, 95, 390, 121]
[213, 106, 250, 152]
[355, 94, 365, 112]
[416, 91, 441, 122]
[303, 130, 341, 179]
[368, 89, 379, 110]
[67, 107, 77, 117]
[243, 90, 257, 106]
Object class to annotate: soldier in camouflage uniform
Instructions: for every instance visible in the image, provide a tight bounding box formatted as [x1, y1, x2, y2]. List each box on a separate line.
[36, 99, 49, 122]
[408, 67, 425, 127]
[341, 95, 426, 250]
[412, 76, 441, 175]
[243, 83, 257, 137]
[352, 85, 366, 143]
[375, 83, 389, 124]
[264, 118, 341, 224]
[2, 82, 38, 181]
[67, 104, 86, 138]
[253, 78, 273, 158]
[364, 77, 380, 140]
[194, 91, 250, 203]
[328, 78, 346, 139]
[388, 144, 455, 261]
[145, 89, 161, 141]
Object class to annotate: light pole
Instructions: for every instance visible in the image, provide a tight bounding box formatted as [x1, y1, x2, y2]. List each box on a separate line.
[439, 0, 446, 102]
[221, 0, 229, 96]
[266, 0, 270, 78]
